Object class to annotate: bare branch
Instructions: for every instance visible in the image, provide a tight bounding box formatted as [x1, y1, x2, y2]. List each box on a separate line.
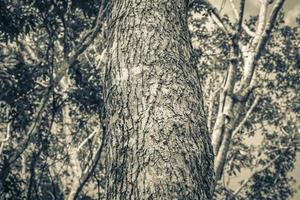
[70, 128, 107, 200]
[211, 0, 245, 155]
[214, 96, 259, 180]
[229, 0, 256, 37]
[251, 0, 268, 49]
[197, 0, 232, 35]
[236, 0, 246, 34]
[232, 96, 260, 137]
[196, 1, 249, 54]
[54, 1, 108, 86]
[238, 0, 268, 88]
[232, 154, 280, 196]
[35, 81, 64, 95]
[254, 0, 285, 60]
[239, 0, 284, 92]
[8, 2, 108, 165]
[232, 126, 292, 196]
[77, 130, 97, 151]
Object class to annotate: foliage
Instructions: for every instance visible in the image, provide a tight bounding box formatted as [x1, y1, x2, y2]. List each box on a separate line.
[0, 0, 105, 199]
[191, 8, 300, 199]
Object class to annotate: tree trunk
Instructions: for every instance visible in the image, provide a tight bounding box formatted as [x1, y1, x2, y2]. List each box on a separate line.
[104, 0, 214, 199]
[60, 76, 82, 200]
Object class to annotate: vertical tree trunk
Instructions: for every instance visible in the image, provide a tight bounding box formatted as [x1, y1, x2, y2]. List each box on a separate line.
[104, 0, 214, 199]
[60, 76, 82, 200]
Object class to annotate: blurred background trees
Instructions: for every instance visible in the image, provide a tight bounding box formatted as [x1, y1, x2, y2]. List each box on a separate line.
[0, 0, 299, 199]
[191, 0, 300, 199]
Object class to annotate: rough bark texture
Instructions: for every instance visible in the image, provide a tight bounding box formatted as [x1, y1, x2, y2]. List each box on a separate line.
[104, 0, 214, 199]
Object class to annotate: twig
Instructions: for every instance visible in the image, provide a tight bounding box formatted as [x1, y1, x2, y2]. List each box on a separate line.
[229, 0, 256, 37]
[35, 81, 63, 95]
[232, 96, 260, 137]
[232, 154, 281, 196]
[207, 3, 231, 35]
[8, 2, 108, 165]
[232, 129, 292, 196]
[77, 130, 97, 151]
[69, 127, 107, 200]
[219, 0, 227, 13]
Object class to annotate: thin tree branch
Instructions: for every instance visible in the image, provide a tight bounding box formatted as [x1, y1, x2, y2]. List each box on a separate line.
[77, 130, 97, 151]
[250, 0, 268, 50]
[26, 149, 42, 200]
[233, 154, 280, 196]
[238, 0, 268, 89]
[196, 1, 249, 53]
[254, 0, 285, 60]
[232, 127, 292, 196]
[35, 81, 64, 95]
[8, 87, 52, 164]
[229, 0, 256, 37]
[213, 0, 284, 184]
[236, 0, 246, 34]
[218, 0, 227, 13]
[70, 127, 107, 200]
[8, 2, 108, 165]
[18, 37, 45, 64]
[205, 1, 232, 35]
[211, 0, 245, 155]
[214, 95, 259, 181]
[54, 1, 108, 86]
[232, 96, 260, 137]
[239, 0, 284, 92]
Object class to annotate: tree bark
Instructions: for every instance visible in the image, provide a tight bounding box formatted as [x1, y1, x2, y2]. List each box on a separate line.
[212, 0, 285, 182]
[104, 0, 214, 199]
[59, 76, 83, 200]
